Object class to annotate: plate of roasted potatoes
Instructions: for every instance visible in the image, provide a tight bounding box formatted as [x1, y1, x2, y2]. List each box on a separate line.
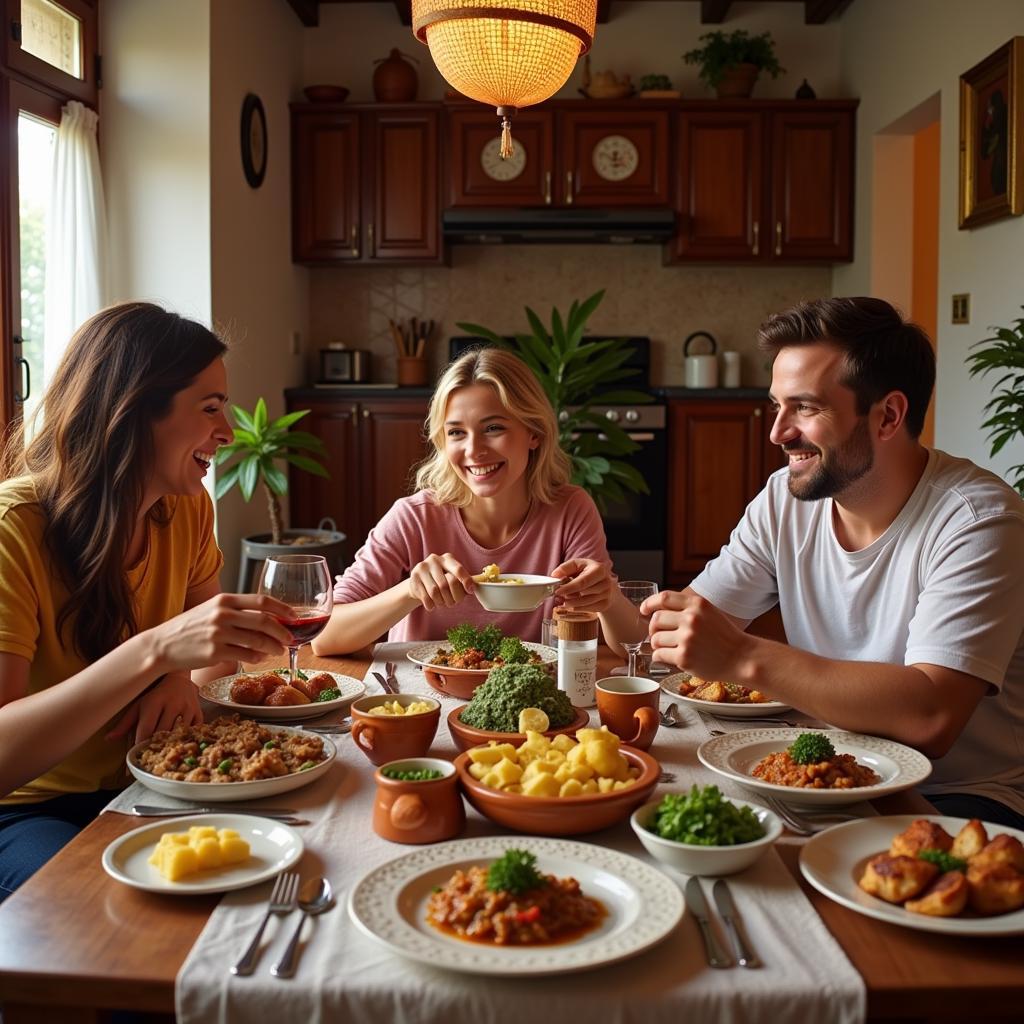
[800, 815, 1024, 935]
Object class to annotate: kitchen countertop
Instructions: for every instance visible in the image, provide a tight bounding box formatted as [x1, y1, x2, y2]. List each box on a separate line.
[287, 385, 770, 401]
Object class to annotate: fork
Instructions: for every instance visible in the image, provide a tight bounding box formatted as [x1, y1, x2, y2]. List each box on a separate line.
[231, 871, 300, 976]
[761, 795, 858, 836]
[385, 661, 400, 692]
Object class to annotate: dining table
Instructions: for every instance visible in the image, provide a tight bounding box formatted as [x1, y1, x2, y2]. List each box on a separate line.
[0, 644, 1022, 1024]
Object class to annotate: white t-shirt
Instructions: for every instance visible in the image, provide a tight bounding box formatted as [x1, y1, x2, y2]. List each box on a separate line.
[691, 448, 1024, 815]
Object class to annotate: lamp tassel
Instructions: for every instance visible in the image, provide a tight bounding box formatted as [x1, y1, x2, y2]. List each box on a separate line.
[500, 115, 513, 159]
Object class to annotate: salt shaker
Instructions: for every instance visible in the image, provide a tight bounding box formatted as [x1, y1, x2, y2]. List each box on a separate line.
[722, 350, 741, 388]
[554, 609, 599, 708]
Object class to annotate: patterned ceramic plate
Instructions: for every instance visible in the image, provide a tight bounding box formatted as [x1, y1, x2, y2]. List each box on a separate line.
[347, 835, 683, 976]
[801, 815, 1024, 936]
[405, 642, 557, 674]
[697, 727, 932, 807]
[199, 670, 365, 721]
[659, 673, 792, 718]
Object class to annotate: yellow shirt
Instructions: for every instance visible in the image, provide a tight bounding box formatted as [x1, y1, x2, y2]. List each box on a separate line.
[0, 477, 223, 803]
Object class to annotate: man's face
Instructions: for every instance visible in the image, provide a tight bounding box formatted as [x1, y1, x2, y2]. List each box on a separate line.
[768, 344, 875, 502]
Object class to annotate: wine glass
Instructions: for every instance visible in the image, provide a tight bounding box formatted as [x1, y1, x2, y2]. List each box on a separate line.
[257, 554, 333, 685]
[613, 580, 658, 677]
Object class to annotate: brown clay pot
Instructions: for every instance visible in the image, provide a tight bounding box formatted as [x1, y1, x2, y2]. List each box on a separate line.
[595, 676, 661, 751]
[350, 694, 440, 766]
[373, 758, 465, 844]
[715, 63, 760, 98]
[373, 49, 418, 102]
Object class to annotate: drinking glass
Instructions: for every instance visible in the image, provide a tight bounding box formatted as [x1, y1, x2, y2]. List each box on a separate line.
[257, 554, 333, 685]
[612, 580, 658, 677]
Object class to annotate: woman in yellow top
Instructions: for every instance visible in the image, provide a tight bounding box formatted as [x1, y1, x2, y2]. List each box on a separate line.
[0, 303, 291, 902]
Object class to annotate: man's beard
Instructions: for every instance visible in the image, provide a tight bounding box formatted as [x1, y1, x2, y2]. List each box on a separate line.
[784, 417, 874, 501]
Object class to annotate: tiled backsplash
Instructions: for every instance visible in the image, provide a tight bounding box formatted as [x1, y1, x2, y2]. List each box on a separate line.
[309, 246, 831, 389]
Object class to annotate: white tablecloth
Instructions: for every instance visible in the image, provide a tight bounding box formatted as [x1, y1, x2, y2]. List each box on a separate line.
[104, 642, 866, 1024]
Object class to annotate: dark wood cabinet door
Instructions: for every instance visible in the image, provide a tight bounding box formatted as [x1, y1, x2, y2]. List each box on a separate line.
[292, 110, 361, 263]
[770, 109, 854, 261]
[667, 400, 771, 576]
[673, 111, 763, 261]
[559, 109, 670, 206]
[447, 109, 554, 207]
[286, 400, 360, 539]
[359, 399, 431, 529]
[368, 109, 441, 261]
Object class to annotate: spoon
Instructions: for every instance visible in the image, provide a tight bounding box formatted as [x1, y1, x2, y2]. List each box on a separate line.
[271, 876, 335, 978]
[660, 702, 682, 728]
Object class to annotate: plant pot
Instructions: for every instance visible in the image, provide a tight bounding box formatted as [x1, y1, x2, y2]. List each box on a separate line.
[237, 518, 349, 591]
[715, 63, 760, 98]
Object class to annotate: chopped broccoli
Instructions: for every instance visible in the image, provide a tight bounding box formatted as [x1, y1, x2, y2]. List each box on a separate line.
[647, 785, 765, 846]
[460, 664, 574, 732]
[497, 635, 531, 665]
[314, 687, 341, 702]
[788, 731, 836, 765]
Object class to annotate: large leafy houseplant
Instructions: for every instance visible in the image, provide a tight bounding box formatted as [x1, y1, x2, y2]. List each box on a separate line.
[458, 290, 650, 509]
[213, 398, 329, 544]
[966, 309, 1024, 497]
[683, 29, 784, 89]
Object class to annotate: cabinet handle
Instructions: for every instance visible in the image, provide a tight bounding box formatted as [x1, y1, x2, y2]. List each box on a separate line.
[565, 170, 574, 205]
[752, 221, 759, 256]
[350, 224, 358, 257]
[362, 408, 370, 418]
[351, 407, 358, 421]
[753, 407, 762, 417]
[544, 170, 551, 205]
[775, 221, 782, 256]
[368, 223, 374, 252]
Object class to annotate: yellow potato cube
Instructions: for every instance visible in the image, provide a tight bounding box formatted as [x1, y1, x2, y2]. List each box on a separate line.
[559, 778, 584, 798]
[566, 764, 595, 783]
[521, 733, 551, 755]
[522, 759, 556, 780]
[493, 758, 524, 787]
[575, 728, 606, 745]
[583, 739, 621, 777]
[188, 825, 218, 841]
[467, 744, 507, 766]
[581, 778, 599, 794]
[566, 743, 589, 766]
[522, 773, 560, 798]
[551, 734, 576, 753]
[597, 776, 616, 793]
[542, 748, 566, 766]
[468, 762, 489, 780]
[161, 844, 199, 881]
[553, 764, 572, 783]
[516, 746, 541, 766]
[506, 784, 523, 794]
[219, 836, 250, 864]
[612, 778, 637, 791]
[193, 836, 222, 870]
[481, 770, 502, 788]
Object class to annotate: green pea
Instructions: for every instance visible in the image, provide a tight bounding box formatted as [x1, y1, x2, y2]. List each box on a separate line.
[299, 760, 318, 771]
[183, 756, 198, 767]
[263, 740, 278, 750]
[217, 759, 232, 774]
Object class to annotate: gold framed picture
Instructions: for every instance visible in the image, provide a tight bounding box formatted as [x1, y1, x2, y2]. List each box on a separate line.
[959, 37, 1024, 228]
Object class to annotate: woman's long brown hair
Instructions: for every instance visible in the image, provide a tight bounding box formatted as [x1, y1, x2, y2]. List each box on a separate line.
[4, 303, 227, 661]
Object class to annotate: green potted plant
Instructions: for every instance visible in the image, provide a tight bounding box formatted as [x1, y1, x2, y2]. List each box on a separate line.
[966, 308, 1024, 497]
[683, 29, 784, 98]
[457, 290, 650, 510]
[214, 398, 347, 589]
[638, 73, 679, 98]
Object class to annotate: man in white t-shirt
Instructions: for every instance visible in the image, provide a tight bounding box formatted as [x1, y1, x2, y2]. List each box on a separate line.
[645, 297, 1024, 827]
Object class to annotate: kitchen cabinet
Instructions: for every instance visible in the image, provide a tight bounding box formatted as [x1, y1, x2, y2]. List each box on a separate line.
[670, 101, 856, 263]
[666, 398, 785, 581]
[446, 105, 669, 208]
[291, 104, 441, 264]
[285, 393, 431, 552]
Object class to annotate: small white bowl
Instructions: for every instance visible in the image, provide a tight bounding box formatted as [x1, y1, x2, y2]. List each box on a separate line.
[630, 796, 782, 876]
[473, 574, 560, 613]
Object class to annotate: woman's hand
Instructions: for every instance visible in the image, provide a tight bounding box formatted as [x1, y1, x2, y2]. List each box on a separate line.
[146, 593, 293, 674]
[642, 590, 750, 678]
[107, 671, 203, 744]
[406, 553, 475, 611]
[551, 558, 616, 613]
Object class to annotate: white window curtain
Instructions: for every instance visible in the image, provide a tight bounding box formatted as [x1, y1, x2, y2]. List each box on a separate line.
[42, 99, 107, 387]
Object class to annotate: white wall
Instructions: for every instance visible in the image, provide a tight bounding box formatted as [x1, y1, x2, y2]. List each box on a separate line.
[210, 0, 309, 587]
[837, 0, 1024, 483]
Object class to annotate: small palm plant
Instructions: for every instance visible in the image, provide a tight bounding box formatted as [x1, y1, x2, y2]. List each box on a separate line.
[458, 289, 650, 508]
[213, 398, 329, 543]
[966, 308, 1024, 497]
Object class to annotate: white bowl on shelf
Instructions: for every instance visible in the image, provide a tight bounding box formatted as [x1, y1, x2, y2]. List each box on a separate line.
[473, 574, 560, 612]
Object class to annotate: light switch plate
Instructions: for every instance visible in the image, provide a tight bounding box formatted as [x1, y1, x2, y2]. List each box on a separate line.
[952, 293, 970, 324]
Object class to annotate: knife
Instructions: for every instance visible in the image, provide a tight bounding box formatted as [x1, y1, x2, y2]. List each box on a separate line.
[372, 671, 396, 695]
[684, 877, 733, 969]
[132, 804, 299, 818]
[712, 879, 760, 968]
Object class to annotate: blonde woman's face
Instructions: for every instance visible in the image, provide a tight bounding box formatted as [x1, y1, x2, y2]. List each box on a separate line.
[442, 383, 538, 500]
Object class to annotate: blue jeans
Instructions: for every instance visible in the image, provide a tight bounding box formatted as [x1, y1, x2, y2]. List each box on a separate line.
[927, 791, 1024, 832]
[0, 788, 122, 903]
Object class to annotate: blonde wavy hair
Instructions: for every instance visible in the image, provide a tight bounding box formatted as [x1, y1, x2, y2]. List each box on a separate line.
[414, 347, 571, 507]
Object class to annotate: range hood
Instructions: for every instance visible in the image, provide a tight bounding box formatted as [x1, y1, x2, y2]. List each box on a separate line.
[441, 207, 675, 244]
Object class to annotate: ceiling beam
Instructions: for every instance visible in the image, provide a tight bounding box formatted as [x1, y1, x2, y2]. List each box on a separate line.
[700, 0, 733, 23]
[804, 0, 853, 23]
[286, 0, 319, 27]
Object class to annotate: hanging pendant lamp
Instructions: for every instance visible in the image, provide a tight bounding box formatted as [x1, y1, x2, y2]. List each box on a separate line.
[412, 1, 597, 158]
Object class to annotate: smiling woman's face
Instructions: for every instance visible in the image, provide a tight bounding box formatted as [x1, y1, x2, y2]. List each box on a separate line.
[442, 383, 539, 500]
[148, 358, 232, 498]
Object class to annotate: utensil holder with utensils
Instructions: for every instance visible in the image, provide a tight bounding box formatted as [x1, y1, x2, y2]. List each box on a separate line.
[389, 316, 434, 386]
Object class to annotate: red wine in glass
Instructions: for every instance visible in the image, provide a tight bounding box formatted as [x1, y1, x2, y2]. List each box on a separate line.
[257, 555, 333, 685]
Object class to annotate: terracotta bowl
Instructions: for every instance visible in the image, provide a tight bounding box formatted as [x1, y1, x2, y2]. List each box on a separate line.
[422, 666, 490, 701]
[303, 84, 349, 102]
[372, 757, 465, 845]
[350, 694, 441, 767]
[447, 704, 591, 753]
[453, 745, 660, 836]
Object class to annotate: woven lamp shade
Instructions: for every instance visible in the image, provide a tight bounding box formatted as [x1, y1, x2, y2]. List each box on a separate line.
[412, 1, 596, 156]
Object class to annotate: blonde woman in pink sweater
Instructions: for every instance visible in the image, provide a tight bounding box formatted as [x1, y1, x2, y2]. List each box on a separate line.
[314, 348, 640, 653]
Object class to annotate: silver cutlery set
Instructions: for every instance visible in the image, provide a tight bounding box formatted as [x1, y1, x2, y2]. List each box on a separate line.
[231, 871, 336, 978]
[685, 877, 760, 969]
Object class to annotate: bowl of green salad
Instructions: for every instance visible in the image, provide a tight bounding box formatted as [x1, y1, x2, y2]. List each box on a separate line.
[630, 784, 782, 876]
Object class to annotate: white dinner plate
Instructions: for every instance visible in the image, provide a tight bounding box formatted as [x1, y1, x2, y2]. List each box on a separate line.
[406, 641, 557, 674]
[660, 672, 792, 717]
[127, 725, 336, 802]
[199, 669, 365, 720]
[697, 727, 932, 807]
[102, 813, 304, 895]
[800, 815, 1024, 936]
[347, 835, 683, 976]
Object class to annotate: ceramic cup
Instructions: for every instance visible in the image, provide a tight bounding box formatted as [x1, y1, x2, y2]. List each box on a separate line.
[595, 675, 661, 750]
[372, 757, 465, 844]
[350, 693, 441, 766]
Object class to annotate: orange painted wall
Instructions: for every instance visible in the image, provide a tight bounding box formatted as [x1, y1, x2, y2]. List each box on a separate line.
[911, 121, 940, 448]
